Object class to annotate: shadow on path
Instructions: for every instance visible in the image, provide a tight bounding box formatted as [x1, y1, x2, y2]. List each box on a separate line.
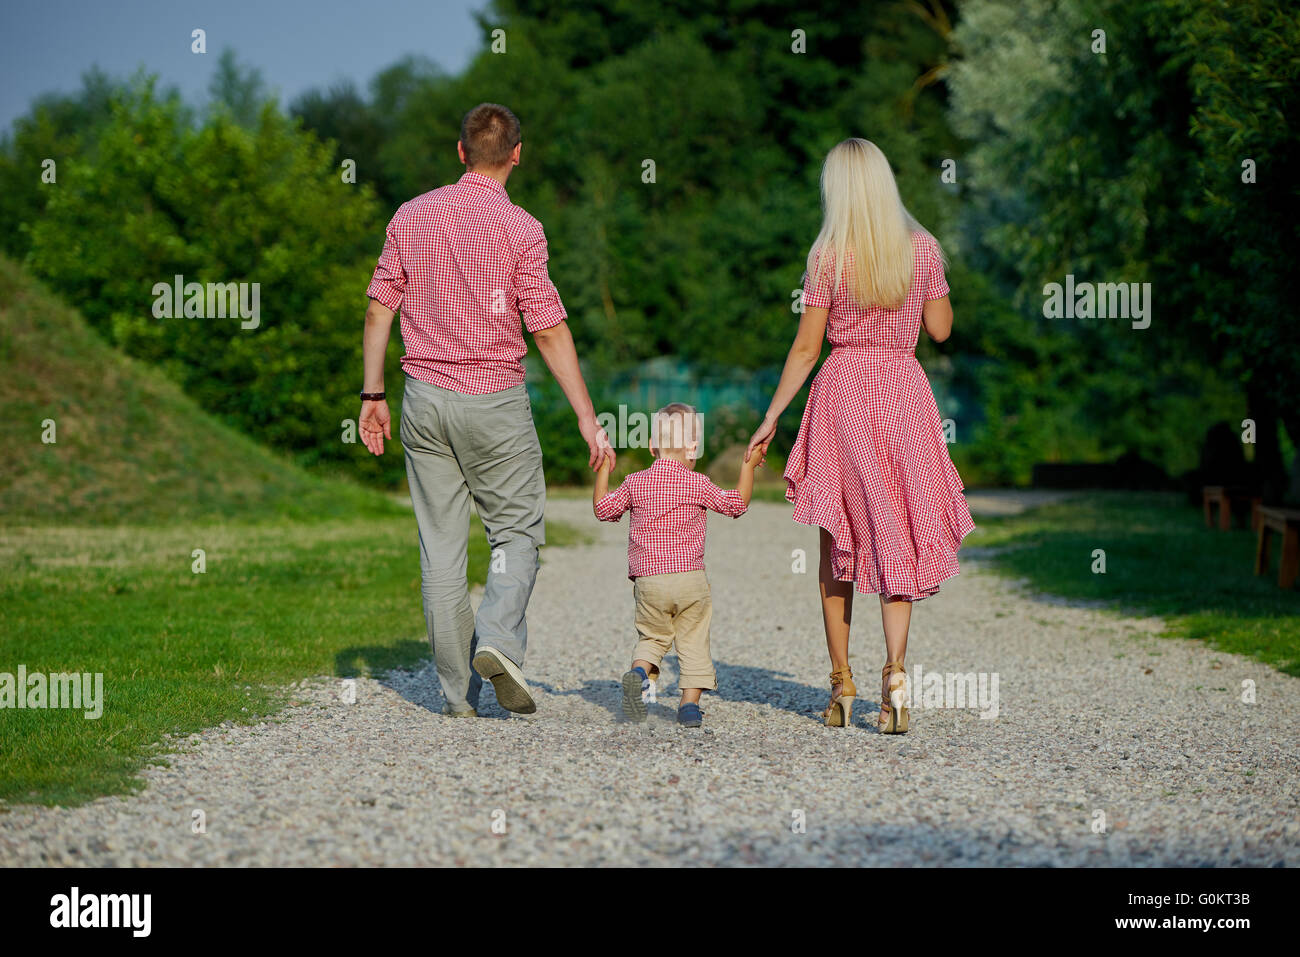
[529, 677, 679, 723]
[346, 648, 883, 727]
[715, 660, 881, 724]
[532, 657, 869, 726]
[350, 652, 518, 721]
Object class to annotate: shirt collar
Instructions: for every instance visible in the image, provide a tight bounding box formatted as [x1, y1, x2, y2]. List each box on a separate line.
[459, 170, 508, 196]
[652, 456, 691, 474]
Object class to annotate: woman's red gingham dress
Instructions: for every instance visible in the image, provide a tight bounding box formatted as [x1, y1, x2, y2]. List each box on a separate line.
[784, 231, 975, 600]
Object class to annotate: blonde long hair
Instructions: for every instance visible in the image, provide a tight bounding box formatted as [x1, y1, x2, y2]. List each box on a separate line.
[808, 138, 942, 309]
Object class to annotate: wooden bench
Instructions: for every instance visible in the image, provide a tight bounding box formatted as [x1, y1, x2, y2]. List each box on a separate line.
[1203, 485, 1262, 531]
[1254, 506, 1300, 589]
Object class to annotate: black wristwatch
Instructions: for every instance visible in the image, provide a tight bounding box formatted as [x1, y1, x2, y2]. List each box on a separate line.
[359, 391, 386, 401]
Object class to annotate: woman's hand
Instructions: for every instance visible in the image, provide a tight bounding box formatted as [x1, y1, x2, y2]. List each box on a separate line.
[745, 414, 777, 465]
[751, 305, 827, 464]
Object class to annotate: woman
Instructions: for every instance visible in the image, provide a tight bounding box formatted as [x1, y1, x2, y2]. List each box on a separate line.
[746, 138, 975, 733]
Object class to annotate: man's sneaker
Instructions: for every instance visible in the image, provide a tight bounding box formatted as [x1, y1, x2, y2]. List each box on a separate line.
[472, 647, 537, 714]
[622, 667, 649, 723]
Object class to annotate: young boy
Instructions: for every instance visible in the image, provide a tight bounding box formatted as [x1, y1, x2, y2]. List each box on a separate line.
[593, 402, 758, 727]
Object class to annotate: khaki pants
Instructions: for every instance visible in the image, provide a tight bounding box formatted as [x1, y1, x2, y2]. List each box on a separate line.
[632, 570, 717, 691]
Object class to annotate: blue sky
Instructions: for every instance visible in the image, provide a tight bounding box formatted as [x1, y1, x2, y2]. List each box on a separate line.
[0, 0, 487, 133]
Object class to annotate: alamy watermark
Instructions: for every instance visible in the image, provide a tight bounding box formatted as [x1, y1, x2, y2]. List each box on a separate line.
[0, 666, 104, 719]
[900, 665, 999, 719]
[152, 274, 260, 329]
[49, 887, 150, 937]
[1042, 274, 1151, 329]
[596, 404, 705, 453]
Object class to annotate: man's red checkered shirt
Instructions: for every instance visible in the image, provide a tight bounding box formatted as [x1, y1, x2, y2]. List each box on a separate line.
[366, 171, 568, 394]
[595, 457, 748, 579]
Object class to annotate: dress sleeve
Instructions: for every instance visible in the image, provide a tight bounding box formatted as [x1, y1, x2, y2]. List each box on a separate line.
[802, 246, 834, 310]
[924, 236, 950, 301]
[594, 484, 632, 522]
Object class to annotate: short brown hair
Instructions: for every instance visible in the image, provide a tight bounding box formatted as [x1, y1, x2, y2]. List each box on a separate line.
[460, 103, 521, 169]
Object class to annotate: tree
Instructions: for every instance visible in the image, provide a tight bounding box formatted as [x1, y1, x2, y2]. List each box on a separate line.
[946, 0, 1262, 483]
[1164, 0, 1300, 496]
[25, 78, 403, 484]
[0, 67, 158, 260]
[207, 49, 270, 128]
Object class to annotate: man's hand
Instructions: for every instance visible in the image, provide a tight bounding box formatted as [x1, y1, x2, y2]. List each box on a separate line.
[359, 297, 397, 456]
[359, 399, 392, 455]
[532, 321, 615, 472]
[581, 415, 616, 472]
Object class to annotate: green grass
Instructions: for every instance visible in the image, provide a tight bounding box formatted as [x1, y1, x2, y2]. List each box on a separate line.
[0, 259, 586, 806]
[967, 492, 1300, 676]
[0, 513, 586, 807]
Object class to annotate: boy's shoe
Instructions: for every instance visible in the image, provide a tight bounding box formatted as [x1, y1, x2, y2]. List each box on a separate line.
[472, 648, 537, 714]
[622, 667, 649, 723]
[442, 706, 478, 718]
[677, 703, 704, 728]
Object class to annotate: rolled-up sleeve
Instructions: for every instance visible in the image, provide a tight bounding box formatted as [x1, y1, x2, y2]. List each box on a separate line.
[516, 222, 568, 333]
[366, 216, 406, 311]
[595, 485, 631, 522]
[703, 480, 747, 518]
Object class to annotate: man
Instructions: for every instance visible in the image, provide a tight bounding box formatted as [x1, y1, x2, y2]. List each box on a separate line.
[358, 102, 613, 717]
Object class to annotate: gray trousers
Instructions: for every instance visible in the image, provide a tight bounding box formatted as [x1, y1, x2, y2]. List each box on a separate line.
[400, 377, 546, 713]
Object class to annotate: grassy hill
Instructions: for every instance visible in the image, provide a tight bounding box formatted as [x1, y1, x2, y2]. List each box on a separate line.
[0, 260, 592, 806]
[0, 260, 446, 805]
[0, 256, 398, 524]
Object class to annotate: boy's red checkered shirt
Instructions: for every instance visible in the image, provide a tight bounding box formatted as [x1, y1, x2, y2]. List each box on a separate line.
[366, 171, 568, 394]
[595, 457, 748, 579]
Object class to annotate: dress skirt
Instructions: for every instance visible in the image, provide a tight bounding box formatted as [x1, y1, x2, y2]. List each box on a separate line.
[783, 344, 975, 600]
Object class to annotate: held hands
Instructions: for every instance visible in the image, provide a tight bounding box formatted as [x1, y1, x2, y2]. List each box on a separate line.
[745, 413, 776, 467]
[359, 399, 392, 456]
[580, 415, 616, 472]
[360, 401, 612, 466]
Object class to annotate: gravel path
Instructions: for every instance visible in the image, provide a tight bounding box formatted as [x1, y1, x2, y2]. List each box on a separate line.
[3, 497, 1297, 866]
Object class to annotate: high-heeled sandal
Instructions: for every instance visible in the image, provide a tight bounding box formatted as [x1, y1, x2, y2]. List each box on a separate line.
[821, 665, 856, 727]
[879, 660, 910, 734]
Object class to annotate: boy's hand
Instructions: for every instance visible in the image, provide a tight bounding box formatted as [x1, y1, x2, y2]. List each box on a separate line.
[745, 414, 775, 465]
[593, 453, 612, 514]
[735, 443, 758, 507]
